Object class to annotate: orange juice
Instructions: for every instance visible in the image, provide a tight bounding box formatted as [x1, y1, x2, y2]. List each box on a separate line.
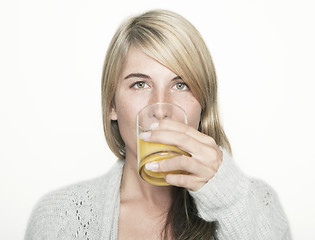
[137, 138, 190, 186]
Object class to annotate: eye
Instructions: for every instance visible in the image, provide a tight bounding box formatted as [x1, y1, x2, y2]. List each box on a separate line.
[174, 82, 188, 90]
[131, 81, 148, 89]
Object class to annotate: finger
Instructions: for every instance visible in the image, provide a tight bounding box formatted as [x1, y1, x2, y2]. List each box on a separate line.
[156, 119, 217, 147]
[140, 129, 221, 166]
[165, 173, 207, 192]
[145, 155, 214, 178]
[157, 120, 223, 165]
[141, 129, 205, 156]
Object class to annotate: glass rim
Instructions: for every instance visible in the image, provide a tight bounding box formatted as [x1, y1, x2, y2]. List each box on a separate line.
[136, 102, 187, 129]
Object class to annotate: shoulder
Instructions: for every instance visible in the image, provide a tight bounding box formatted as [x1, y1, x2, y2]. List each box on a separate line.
[189, 149, 291, 238]
[37, 159, 124, 206]
[25, 160, 125, 240]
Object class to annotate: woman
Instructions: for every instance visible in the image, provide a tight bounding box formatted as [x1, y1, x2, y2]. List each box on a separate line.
[25, 9, 291, 239]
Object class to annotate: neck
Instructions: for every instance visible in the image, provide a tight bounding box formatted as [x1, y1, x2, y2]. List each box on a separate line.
[120, 151, 172, 206]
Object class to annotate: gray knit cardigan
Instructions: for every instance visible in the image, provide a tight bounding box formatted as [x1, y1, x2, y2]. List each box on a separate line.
[25, 149, 291, 239]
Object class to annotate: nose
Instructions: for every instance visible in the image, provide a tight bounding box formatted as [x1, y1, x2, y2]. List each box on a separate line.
[149, 87, 170, 104]
[148, 88, 172, 120]
[150, 103, 172, 120]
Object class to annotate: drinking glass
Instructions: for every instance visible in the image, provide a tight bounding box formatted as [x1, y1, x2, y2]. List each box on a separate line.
[137, 103, 190, 186]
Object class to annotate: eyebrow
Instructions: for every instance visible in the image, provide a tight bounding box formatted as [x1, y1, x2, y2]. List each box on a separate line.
[124, 73, 182, 81]
[124, 73, 151, 80]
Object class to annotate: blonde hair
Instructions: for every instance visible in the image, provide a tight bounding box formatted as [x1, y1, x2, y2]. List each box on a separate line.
[101, 9, 231, 160]
[101, 9, 231, 239]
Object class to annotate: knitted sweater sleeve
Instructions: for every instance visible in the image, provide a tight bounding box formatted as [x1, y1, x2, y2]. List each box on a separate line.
[189, 149, 292, 240]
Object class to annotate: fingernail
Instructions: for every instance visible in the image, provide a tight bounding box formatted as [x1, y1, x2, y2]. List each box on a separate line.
[149, 122, 159, 130]
[145, 162, 159, 171]
[139, 131, 151, 140]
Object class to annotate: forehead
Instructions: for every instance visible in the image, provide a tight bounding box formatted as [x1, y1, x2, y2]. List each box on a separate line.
[120, 47, 177, 79]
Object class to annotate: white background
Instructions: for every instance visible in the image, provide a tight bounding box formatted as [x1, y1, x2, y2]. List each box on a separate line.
[0, 0, 314, 239]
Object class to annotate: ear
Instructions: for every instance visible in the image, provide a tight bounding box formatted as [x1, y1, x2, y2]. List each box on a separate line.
[110, 106, 118, 120]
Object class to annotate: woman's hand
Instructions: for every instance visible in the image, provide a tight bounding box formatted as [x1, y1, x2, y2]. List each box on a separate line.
[140, 119, 223, 192]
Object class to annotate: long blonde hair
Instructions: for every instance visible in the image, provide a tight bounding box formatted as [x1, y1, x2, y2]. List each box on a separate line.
[102, 9, 231, 160]
[101, 9, 231, 239]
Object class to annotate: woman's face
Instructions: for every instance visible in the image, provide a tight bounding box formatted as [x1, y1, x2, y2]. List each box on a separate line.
[110, 47, 202, 159]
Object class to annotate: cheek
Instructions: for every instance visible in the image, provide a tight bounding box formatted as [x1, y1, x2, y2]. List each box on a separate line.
[115, 96, 146, 125]
[115, 99, 137, 133]
[115, 106, 137, 152]
[114, 93, 148, 148]
[185, 101, 202, 129]
[188, 109, 202, 129]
